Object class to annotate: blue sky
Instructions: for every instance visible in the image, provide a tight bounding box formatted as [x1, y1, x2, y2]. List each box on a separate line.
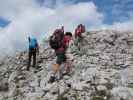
[92, 0, 133, 24]
[80, 0, 133, 24]
[0, 17, 10, 28]
[0, 0, 133, 27]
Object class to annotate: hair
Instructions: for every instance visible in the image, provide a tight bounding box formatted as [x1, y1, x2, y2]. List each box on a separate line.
[65, 32, 72, 37]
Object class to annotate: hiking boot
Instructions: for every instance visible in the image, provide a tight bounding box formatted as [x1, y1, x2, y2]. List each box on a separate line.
[49, 75, 56, 83]
[26, 67, 30, 71]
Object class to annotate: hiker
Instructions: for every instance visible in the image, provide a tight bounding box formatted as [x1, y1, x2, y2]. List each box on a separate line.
[55, 32, 72, 73]
[27, 36, 39, 71]
[49, 29, 72, 81]
[74, 24, 86, 50]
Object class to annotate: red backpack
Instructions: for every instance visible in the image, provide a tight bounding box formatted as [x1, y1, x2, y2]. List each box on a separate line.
[49, 29, 64, 50]
[75, 24, 85, 38]
[81, 25, 85, 33]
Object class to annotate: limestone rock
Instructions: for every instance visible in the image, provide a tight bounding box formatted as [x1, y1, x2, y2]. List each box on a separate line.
[0, 30, 133, 100]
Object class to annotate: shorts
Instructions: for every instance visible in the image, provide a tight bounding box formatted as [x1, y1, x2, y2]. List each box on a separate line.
[56, 52, 66, 65]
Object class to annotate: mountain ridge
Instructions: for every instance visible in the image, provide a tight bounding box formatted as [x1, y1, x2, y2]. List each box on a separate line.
[0, 30, 133, 100]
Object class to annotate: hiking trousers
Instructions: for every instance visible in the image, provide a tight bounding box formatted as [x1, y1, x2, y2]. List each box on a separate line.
[27, 48, 36, 70]
[74, 37, 83, 51]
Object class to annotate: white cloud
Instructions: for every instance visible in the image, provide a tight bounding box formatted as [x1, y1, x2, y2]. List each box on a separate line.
[0, 0, 103, 55]
[58, 2, 103, 24]
[0, 0, 37, 20]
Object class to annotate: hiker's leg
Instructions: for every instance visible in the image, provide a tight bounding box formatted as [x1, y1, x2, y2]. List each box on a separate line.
[64, 61, 70, 73]
[63, 61, 68, 74]
[49, 53, 61, 83]
[50, 53, 60, 75]
[77, 37, 81, 51]
[27, 50, 32, 70]
[74, 38, 78, 46]
[77, 36, 83, 51]
[52, 63, 60, 74]
[33, 49, 36, 68]
[55, 52, 65, 79]
[63, 54, 69, 72]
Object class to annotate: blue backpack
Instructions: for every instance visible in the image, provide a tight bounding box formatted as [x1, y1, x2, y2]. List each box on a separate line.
[29, 37, 37, 49]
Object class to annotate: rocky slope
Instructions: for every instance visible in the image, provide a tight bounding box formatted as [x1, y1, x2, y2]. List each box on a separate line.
[1, 30, 133, 100]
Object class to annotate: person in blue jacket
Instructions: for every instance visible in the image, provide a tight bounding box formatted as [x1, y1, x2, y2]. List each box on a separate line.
[27, 36, 39, 71]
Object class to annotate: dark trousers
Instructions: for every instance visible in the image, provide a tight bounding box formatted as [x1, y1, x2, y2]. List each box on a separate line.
[27, 49, 36, 70]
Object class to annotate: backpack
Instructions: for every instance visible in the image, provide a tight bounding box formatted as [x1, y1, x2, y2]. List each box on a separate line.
[29, 37, 37, 50]
[75, 24, 85, 38]
[75, 27, 82, 38]
[49, 29, 64, 49]
[81, 25, 85, 33]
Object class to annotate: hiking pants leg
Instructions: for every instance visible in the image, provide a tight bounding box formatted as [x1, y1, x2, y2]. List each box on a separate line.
[27, 50, 32, 70]
[33, 49, 36, 68]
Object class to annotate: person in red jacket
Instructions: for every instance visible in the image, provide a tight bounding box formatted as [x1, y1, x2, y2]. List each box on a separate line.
[74, 24, 86, 50]
[50, 32, 72, 82]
